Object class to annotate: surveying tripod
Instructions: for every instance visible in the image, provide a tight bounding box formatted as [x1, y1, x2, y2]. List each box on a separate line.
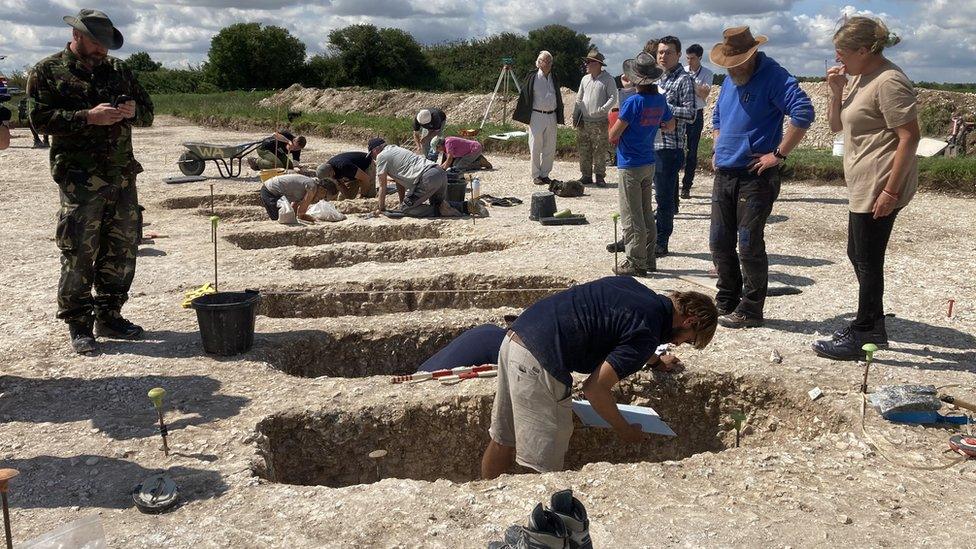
[479, 57, 522, 129]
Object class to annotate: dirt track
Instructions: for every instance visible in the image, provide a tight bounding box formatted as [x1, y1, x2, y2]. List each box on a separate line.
[0, 117, 975, 547]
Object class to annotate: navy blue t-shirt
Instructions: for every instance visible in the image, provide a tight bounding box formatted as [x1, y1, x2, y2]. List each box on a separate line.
[512, 277, 673, 387]
[419, 324, 506, 372]
[328, 152, 372, 181]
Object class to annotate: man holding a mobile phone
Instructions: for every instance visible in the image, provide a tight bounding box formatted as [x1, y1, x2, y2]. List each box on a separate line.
[28, 9, 154, 354]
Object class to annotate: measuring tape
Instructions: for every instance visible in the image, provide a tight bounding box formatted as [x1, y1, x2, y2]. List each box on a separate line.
[949, 434, 976, 458]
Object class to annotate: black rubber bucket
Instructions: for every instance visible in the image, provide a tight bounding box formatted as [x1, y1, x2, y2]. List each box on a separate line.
[446, 171, 467, 202]
[190, 290, 261, 356]
[529, 192, 557, 221]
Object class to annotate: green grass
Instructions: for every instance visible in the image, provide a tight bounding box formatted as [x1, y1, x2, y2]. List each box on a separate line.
[153, 91, 578, 156]
[696, 138, 976, 195]
[155, 92, 976, 195]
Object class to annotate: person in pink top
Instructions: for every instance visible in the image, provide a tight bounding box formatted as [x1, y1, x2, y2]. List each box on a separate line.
[430, 135, 493, 171]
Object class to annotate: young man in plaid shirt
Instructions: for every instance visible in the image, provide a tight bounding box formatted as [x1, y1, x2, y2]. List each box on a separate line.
[653, 36, 698, 256]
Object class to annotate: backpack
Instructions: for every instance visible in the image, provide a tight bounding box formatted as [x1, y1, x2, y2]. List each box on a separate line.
[548, 179, 584, 198]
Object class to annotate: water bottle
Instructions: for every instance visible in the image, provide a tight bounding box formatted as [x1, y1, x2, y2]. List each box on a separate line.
[471, 177, 481, 199]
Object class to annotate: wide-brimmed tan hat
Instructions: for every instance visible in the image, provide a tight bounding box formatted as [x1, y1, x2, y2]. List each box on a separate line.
[621, 52, 664, 86]
[584, 49, 606, 66]
[709, 26, 767, 68]
[63, 9, 123, 50]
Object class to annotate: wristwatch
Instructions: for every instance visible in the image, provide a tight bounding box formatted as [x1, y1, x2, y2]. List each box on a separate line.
[773, 147, 787, 160]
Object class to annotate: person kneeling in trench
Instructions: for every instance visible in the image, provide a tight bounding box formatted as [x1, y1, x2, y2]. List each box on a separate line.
[315, 151, 377, 200]
[368, 137, 487, 218]
[481, 276, 718, 479]
[260, 172, 335, 223]
[429, 135, 493, 171]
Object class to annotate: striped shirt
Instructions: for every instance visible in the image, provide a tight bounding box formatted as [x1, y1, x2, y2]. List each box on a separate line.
[654, 64, 697, 150]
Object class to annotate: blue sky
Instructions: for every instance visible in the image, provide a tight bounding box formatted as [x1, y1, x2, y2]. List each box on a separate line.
[1, 1, 974, 83]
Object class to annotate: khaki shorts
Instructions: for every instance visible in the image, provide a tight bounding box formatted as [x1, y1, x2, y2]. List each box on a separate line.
[488, 333, 574, 472]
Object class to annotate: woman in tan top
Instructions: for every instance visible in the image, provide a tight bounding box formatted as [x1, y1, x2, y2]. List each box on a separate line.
[812, 16, 921, 361]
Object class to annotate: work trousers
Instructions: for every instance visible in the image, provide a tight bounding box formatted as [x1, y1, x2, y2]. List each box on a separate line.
[451, 152, 484, 171]
[848, 208, 901, 330]
[419, 128, 442, 160]
[255, 149, 294, 170]
[618, 165, 657, 271]
[56, 175, 141, 323]
[335, 163, 378, 199]
[709, 167, 781, 319]
[528, 111, 557, 179]
[653, 148, 684, 249]
[398, 166, 465, 217]
[260, 186, 282, 220]
[682, 109, 704, 192]
[577, 119, 610, 179]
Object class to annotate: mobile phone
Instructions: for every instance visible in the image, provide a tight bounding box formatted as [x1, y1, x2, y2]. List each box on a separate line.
[112, 94, 134, 108]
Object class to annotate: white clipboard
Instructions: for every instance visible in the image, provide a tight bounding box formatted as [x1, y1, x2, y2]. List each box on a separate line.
[572, 400, 676, 436]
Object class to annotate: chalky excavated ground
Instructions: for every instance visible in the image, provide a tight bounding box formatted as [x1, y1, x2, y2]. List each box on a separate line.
[0, 117, 974, 548]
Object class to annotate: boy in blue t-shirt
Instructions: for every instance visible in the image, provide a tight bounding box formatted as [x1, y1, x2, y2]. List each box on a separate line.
[608, 53, 675, 276]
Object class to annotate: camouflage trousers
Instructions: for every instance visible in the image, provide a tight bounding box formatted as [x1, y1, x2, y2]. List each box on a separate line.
[577, 119, 610, 178]
[55, 175, 141, 323]
[254, 149, 295, 170]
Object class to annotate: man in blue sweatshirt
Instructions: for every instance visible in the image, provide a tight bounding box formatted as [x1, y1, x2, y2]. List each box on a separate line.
[708, 27, 814, 328]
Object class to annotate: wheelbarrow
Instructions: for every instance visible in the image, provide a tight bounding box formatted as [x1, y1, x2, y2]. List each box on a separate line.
[177, 140, 263, 178]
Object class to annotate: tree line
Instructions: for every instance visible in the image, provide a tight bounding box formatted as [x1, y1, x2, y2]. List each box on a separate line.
[127, 22, 592, 94]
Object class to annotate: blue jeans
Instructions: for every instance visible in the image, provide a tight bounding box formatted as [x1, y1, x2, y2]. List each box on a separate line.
[653, 148, 684, 249]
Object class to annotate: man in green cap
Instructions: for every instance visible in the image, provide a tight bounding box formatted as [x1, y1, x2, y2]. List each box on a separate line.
[28, 9, 154, 354]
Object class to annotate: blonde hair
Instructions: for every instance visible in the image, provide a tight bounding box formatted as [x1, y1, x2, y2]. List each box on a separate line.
[833, 16, 901, 54]
[670, 291, 718, 349]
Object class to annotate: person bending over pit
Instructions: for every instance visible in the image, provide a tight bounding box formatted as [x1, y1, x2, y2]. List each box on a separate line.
[248, 129, 306, 171]
[413, 108, 447, 159]
[481, 277, 718, 479]
[429, 135, 493, 171]
[369, 137, 487, 218]
[260, 172, 333, 223]
[316, 151, 377, 199]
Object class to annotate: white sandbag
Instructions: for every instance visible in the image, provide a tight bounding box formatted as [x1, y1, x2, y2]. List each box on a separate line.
[277, 196, 297, 225]
[306, 199, 346, 222]
[19, 515, 107, 548]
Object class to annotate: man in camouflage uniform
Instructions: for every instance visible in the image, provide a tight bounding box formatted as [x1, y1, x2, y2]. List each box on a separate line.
[574, 49, 618, 188]
[28, 9, 154, 354]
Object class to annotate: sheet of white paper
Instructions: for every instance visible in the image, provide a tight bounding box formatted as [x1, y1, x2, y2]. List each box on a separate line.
[488, 131, 528, 141]
[572, 400, 676, 436]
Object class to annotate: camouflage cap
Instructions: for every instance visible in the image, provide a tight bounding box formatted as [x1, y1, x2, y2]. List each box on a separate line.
[64, 9, 124, 50]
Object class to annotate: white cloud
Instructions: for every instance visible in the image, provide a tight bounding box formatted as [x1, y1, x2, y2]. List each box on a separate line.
[1, 1, 974, 82]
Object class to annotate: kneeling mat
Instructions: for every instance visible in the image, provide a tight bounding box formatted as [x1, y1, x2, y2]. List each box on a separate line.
[539, 214, 588, 225]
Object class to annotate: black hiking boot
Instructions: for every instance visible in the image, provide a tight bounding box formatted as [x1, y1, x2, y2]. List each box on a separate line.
[814, 321, 888, 361]
[95, 314, 144, 340]
[579, 175, 593, 186]
[718, 311, 764, 329]
[68, 320, 97, 355]
[606, 239, 625, 253]
[831, 319, 888, 348]
[549, 490, 592, 549]
[488, 503, 570, 549]
[613, 259, 649, 277]
[594, 175, 607, 188]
